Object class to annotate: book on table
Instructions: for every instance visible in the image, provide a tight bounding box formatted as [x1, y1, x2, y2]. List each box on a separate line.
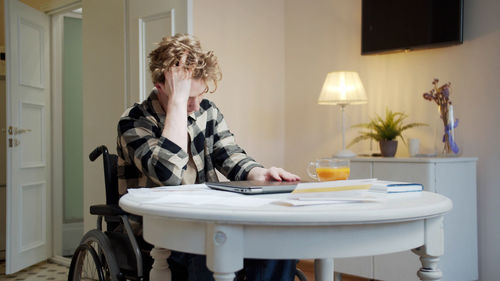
[370, 181, 423, 193]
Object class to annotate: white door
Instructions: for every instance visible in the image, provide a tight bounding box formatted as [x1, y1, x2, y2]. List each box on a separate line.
[127, 0, 192, 105]
[4, 0, 51, 274]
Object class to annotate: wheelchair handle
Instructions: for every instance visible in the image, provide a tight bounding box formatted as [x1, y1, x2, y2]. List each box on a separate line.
[89, 145, 108, 161]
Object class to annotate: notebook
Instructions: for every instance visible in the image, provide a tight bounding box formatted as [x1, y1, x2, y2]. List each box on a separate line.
[370, 181, 423, 193]
[206, 180, 299, 195]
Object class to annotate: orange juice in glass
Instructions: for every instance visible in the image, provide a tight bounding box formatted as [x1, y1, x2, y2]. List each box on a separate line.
[307, 158, 350, 181]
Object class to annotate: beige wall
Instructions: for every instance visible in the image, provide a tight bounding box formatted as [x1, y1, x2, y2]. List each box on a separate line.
[193, 0, 286, 168]
[285, 0, 500, 280]
[82, 0, 125, 231]
[81, 0, 499, 279]
[81, 0, 286, 232]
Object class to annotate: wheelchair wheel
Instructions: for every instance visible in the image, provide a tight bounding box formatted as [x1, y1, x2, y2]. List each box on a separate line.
[69, 229, 121, 281]
[68, 244, 105, 281]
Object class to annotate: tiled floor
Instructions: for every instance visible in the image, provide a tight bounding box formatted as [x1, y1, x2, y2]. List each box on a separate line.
[0, 259, 372, 281]
[0, 260, 68, 281]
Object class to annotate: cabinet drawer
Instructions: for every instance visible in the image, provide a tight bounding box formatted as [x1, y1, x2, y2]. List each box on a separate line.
[373, 162, 436, 192]
[350, 162, 371, 179]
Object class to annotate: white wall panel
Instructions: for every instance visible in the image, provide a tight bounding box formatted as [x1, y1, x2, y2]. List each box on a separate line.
[138, 11, 174, 101]
[19, 102, 44, 167]
[18, 17, 44, 89]
[20, 181, 45, 251]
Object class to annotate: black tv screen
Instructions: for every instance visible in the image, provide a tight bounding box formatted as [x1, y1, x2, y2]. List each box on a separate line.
[362, 0, 464, 54]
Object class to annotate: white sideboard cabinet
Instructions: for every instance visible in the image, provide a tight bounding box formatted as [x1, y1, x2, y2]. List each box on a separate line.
[335, 157, 478, 281]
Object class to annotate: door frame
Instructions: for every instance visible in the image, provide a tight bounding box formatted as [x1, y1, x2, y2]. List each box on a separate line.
[50, 4, 82, 262]
[124, 0, 193, 106]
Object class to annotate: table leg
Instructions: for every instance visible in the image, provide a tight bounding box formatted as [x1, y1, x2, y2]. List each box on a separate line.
[149, 247, 171, 281]
[314, 258, 334, 281]
[205, 224, 244, 281]
[412, 247, 442, 281]
[211, 272, 235, 281]
[412, 216, 445, 281]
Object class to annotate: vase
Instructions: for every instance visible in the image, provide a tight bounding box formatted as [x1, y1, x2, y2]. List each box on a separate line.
[439, 104, 460, 156]
[379, 140, 398, 157]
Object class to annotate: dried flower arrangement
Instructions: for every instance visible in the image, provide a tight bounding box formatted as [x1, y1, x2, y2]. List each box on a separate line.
[422, 79, 459, 155]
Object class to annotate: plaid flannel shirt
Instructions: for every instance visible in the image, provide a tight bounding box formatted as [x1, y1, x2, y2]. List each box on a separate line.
[116, 90, 263, 195]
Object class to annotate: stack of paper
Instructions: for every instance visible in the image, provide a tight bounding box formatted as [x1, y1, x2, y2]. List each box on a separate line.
[292, 179, 375, 194]
[284, 179, 383, 205]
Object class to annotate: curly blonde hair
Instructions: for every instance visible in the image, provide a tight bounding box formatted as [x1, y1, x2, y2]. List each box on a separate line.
[148, 34, 222, 93]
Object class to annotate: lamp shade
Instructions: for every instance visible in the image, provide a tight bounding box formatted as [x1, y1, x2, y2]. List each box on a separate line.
[318, 71, 367, 105]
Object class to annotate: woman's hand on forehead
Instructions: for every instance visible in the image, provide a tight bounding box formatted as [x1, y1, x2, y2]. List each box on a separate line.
[157, 55, 193, 104]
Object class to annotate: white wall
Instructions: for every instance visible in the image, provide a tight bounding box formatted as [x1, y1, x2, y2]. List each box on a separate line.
[284, 0, 500, 280]
[82, 0, 125, 231]
[192, 0, 286, 169]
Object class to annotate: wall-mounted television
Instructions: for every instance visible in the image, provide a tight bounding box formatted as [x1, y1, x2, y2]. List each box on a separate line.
[361, 0, 464, 55]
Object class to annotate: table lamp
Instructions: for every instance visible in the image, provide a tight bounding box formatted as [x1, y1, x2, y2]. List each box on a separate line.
[318, 71, 367, 158]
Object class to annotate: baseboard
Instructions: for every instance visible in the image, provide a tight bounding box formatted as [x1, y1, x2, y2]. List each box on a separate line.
[49, 255, 71, 267]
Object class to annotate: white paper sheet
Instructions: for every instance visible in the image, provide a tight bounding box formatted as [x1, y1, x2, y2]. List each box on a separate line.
[125, 183, 385, 208]
[126, 184, 276, 207]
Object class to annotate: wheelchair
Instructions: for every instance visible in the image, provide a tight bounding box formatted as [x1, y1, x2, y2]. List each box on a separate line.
[68, 145, 152, 281]
[68, 145, 308, 281]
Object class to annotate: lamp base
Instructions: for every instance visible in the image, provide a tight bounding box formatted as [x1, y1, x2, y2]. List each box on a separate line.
[334, 149, 356, 158]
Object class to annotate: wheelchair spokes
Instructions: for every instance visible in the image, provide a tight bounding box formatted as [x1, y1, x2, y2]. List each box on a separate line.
[69, 230, 121, 281]
[69, 244, 105, 281]
[89, 240, 112, 281]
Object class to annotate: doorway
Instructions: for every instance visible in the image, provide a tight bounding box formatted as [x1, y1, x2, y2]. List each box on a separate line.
[51, 9, 84, 259]
[62, 13, 83, 257]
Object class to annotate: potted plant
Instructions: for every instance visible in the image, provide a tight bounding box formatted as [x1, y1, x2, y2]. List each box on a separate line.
[348, 108, 426, 157]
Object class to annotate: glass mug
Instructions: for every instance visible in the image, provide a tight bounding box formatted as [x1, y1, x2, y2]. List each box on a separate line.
[307, 158, 350, 181]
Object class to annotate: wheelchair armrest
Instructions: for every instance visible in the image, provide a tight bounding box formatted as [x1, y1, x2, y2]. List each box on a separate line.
[90, 204, 127, 216]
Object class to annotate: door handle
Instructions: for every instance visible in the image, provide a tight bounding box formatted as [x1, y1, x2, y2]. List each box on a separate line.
[5, 127, 32, 135]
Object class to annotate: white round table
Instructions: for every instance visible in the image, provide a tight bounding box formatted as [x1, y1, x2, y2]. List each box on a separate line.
[120, 190, 452, 281]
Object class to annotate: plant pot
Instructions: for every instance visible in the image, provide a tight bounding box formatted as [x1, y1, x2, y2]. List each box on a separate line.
[379, 140, 398, 157]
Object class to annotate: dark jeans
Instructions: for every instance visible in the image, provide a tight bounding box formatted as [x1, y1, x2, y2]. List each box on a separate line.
[167, 251, 297, 281]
